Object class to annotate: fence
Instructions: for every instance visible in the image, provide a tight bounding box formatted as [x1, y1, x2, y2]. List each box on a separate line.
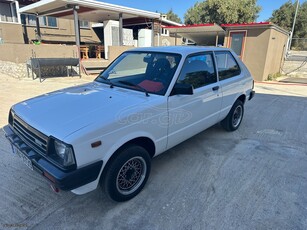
[291, 38, 307, 51]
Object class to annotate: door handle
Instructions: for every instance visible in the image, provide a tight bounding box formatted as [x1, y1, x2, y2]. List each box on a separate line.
[212, 86, 219, 91]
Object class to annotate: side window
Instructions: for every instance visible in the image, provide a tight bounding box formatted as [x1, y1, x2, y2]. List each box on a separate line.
[177, 53, 217, 89]
[215, 51, 241, 80]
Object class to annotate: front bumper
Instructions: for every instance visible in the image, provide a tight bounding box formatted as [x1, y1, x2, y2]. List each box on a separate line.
[3, 125, 103, 191]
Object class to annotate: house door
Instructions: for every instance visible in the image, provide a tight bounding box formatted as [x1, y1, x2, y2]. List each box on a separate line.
[229, 31, 246, 59]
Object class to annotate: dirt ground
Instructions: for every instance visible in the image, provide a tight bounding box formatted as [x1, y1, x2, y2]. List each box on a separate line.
[0, 74, 306, 230]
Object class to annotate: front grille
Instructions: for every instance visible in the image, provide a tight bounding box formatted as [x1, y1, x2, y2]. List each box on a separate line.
[13, 116, 48, 155]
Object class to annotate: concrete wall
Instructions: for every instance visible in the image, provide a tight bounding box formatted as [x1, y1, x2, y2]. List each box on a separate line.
[263, 29, 288, 80]
[154, 35, 182, 46]
[0, 22, 24, 44]
[0, 43, 78, 63]
[108, 46, 134, 62]
[241, 28, 270, 81]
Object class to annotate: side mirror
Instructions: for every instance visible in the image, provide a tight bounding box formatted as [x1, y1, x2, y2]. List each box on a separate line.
[171, 83, 193, 96]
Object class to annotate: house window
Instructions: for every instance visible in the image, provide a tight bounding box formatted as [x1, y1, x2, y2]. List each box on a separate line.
[47, 17, 57, 27]
[161, 27, 169, 36]
[80, 20, 89, 28]
[0, 2, 18, 23]
[21, 14, 58, 28]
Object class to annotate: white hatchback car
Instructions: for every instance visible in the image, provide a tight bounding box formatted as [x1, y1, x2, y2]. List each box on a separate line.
[4, 46, 255, 201]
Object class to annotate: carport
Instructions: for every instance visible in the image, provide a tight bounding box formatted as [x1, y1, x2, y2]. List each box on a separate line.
[19, 0, 160, 57]
[165, 23, 225, 46]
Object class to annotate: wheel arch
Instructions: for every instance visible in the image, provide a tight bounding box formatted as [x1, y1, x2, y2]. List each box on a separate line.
[237, 94, 246, 104]
[117, 137, 156, 158]
[99, 136, 155, 182]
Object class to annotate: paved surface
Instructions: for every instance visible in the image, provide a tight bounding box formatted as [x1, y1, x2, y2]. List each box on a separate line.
[0, 75, 307, 230]
[279, 77, 307, 84]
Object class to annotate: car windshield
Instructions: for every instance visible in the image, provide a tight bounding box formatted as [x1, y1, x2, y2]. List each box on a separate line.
[95, 51, 181, 95]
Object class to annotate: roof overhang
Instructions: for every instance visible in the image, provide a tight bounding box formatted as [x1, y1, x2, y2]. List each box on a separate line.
[19, 0, 160, 22]
[165, 24, 225, 45]
[161, 18, 182, 27]
[222, 22, 290, 36]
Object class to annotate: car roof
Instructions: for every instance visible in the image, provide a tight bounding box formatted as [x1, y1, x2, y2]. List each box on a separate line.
[128, 46, 232, 55]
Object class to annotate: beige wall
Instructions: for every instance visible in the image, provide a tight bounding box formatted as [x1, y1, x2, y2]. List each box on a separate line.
[0, 43, 78, 63]
[24, 18, 100, 44]
[154, 35, 182, 46]
[263, 29, 288, 80]
[0, 23, 24, 44]
[242, 28, 270, 81]
[108, 46, 134, 62]
[225, 27, 288, 81]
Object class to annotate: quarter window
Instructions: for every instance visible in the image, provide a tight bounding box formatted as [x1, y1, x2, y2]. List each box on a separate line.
[215, 51, 241, 80]
[177, 53, 217, 89]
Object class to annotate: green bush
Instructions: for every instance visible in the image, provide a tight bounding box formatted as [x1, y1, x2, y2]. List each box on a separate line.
[267, 72, 282, 81]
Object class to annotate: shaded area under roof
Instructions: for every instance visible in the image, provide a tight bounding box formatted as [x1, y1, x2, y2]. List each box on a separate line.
[165, 24, 225, 46]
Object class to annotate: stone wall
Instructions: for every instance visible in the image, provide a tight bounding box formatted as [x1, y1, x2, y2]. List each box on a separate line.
[0, 60, 27, 79]
[0, 60, 79, 79]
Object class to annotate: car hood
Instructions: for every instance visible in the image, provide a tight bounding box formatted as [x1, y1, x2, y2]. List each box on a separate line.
[12, 82, 154, 139]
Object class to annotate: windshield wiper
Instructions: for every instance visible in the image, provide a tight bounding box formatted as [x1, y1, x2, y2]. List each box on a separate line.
[118, 80, 149, 97]
[98, 76, 114, 88]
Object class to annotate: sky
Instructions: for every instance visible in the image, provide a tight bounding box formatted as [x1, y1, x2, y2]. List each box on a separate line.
[100, 0, 306, 23]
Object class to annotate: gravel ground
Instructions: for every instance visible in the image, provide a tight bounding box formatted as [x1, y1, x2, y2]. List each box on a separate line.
[0, 74, 306, 230]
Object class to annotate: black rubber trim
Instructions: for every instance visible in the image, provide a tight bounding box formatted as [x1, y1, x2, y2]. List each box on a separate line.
[3, 125, 103, 191]
[249, 90, 255, 100]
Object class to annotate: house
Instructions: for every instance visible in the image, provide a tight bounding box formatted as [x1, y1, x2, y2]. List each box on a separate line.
[223, 22, 289, 82]
[0, 0, 23, 44]
[0, 0, 182, 64]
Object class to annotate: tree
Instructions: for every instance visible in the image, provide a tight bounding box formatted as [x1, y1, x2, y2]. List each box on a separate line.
[164, 9, 182, 24]
[184, 0, 261, 25]
[269, 1, 295, 31]
[269, 1, 307, 38]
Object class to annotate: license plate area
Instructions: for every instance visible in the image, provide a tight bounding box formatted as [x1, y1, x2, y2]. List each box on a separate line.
[12, 145, 33, 171]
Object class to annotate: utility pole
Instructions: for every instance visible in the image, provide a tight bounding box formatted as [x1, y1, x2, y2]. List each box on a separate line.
[288, 0, 300, 53]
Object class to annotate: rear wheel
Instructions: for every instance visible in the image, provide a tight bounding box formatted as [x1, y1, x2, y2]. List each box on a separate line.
[221, 100, 244, 131]
[102, 144, 151, 202]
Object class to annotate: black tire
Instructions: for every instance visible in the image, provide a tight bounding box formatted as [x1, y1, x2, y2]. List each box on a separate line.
[221, 100, 244, 132]
[102, 144, 151, 202]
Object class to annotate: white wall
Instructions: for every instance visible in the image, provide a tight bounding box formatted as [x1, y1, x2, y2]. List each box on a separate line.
[103, 20, 133, 59]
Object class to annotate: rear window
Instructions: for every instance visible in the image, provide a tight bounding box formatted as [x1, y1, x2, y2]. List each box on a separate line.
[215, 51, 241, 80]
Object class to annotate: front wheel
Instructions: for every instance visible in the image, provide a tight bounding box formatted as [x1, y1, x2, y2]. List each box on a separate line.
[221, 100, 244, 131]
[102, 144, 151, 202]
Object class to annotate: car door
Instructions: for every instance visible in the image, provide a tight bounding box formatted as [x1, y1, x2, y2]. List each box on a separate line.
[167, 52, 222, 149]
[214, 51, 245, 120]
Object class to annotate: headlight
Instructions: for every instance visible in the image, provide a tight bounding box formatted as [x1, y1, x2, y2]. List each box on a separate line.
[52, 139, 76, 167]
